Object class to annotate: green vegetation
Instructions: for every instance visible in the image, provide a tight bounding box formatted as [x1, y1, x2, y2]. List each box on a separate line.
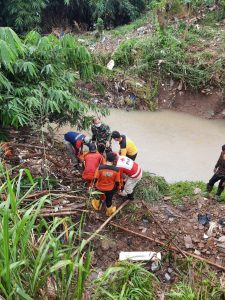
[136, 172, 169, 202]
[113, 26, 225, 90]
[0, 0, 150, 34]
[0, 165, 91, 299]
[0, 27, 106, 128]
[94, 261, 157, 300]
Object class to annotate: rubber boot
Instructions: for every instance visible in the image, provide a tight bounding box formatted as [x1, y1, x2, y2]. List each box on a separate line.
[106, 206, 116, 216]
[91, 199, 102, 211]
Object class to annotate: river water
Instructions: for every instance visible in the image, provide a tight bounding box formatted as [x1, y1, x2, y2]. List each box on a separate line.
[58, 110, 225, 183]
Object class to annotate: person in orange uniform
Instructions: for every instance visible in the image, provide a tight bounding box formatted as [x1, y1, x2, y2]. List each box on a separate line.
[92, 152, 121, 216]
[111, 131, 138, 161]
[82, 143, 104, 187]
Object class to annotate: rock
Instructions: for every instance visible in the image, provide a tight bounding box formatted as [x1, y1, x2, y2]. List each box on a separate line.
[198, 225, 204, 230]
[184, 235, 194, 249]
[164, 196, 171, 201]
[194, 187, 202, 195]
[100, 239, 110, 251]
[198, 242, 205, 249]
[218, 236, 225, 243]
[206, 251, 211, 255]
[168, 267, 173, 273]
[194, 249, 201, 255]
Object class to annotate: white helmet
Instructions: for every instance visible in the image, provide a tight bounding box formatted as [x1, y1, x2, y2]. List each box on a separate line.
[84, 136, 90, 144]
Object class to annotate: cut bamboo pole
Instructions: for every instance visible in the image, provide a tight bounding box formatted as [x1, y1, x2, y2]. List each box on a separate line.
[72, 200, 129, 257]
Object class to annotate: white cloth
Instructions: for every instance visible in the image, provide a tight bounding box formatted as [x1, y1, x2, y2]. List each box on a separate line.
[120, 170, 142, 196]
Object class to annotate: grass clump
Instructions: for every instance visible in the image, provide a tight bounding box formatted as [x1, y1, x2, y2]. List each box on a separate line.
[0, 165, 91, 299]
[93, 261, 156, 300]
[169, 181, 205, 204]
[135, 171, 169, 202]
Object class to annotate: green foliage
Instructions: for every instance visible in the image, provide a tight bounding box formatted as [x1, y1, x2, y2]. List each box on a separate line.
[169, 181, 205, 204]
[113, 26, 225, 90]
[135, 171, 169, 202]
[0, 27, 105, 129]
[0, 165, 91, 299]
[94, 261, 156, 300]
[96, 17, 104, 35]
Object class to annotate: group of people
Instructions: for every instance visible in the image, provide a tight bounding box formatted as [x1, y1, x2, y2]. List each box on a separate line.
[64, 117, 142, 216]
[64, 117, 225, 215]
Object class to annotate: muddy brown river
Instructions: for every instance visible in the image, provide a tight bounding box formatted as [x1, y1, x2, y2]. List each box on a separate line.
[57, 110, 225, 183]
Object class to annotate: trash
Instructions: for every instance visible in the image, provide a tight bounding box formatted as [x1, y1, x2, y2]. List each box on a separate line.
[218, 219, 225, 227]
[107, 59, 115, 70]
[207, 221, 217, 237]
[184, 235, 194, 249]
[119, 251, 161, 261]
[193, 187, 202, 195]
[164, 273, 171, 282]
[167, 267, 173, 273]
[198, 213, 211, 226]
[204, 233, 209, 239]
[194, 249, 201, 256]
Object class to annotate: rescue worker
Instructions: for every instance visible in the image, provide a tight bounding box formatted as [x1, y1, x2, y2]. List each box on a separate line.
[206, 144, 225, 201]
[91, 117, 111, 153]
[111, 131, 138, 161]
[64, 131, 90, 163]
[116, 155, 142, 200]
[82, 143, 104, 187]
[92, 152, 121, 216]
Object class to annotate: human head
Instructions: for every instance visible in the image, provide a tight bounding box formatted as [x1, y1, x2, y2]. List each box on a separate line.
[111, 131, 121, 141]
[222, 144, 225, 152]
[93, 117, 101, 127]
[97, 143, 105, 154]
[84, 136, 91, 144]
[106, 152, 117, 163]
[89, 143, 97, 153]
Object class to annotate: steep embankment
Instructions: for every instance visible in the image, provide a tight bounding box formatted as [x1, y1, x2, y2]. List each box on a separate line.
[77, 10, 225, 119]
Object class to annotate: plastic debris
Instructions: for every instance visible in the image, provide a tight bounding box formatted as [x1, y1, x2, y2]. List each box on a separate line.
[198, 213, 211, 226]
[119, 251, 161, 261]
[107, 59, 115, 70]
[207, 221, 217, 237]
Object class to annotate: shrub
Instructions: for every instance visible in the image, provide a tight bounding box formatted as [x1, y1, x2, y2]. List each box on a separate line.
[0, 28, 104, 129]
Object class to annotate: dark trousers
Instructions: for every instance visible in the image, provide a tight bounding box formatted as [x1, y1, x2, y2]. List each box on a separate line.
[207, 174, 225, 196]
[127, 153, 137, 161]
[103, 190, 115, 207]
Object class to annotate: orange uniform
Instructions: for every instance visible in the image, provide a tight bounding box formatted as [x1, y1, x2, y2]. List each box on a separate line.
[94, 165, 121, 192]
[82, 152, 104, 182]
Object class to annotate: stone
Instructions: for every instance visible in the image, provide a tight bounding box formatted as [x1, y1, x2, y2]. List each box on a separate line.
[198, 242, 205, 249]
[184, 235, 194, 249]
[164, 196, 171, 201]
[100, 239, 110, 251]
[194, 249, 201, 255]
[167, 267, 173, 273]
[218, 236, 225, 243]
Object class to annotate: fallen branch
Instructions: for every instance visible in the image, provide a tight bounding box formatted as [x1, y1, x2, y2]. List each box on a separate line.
[72, 200, 129, 257]
[97, 219, 225, 272]
[41, 210, 89, 217]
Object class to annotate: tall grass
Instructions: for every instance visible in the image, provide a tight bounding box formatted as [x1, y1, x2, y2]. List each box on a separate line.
[0, 165, 91, 299]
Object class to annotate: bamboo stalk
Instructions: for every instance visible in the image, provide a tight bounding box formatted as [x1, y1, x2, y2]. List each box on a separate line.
[72, 200, 129, 257]
[98, 219, 225, 272]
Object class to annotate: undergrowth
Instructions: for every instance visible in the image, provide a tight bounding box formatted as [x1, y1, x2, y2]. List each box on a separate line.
[135, 171, 169, 202]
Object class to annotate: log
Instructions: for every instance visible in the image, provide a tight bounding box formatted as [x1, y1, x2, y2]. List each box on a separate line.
[72, 200, 129, 257]
[98, 219, 225, 272]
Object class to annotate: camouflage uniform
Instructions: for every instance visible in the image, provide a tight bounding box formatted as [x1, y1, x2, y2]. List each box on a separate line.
[91, 123, 111, 149]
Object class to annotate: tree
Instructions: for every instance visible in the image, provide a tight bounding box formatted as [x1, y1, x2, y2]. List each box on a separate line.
[0, 27, 104, 129]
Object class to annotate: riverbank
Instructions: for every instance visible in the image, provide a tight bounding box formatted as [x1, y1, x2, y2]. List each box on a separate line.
[1, 127, 225, 298]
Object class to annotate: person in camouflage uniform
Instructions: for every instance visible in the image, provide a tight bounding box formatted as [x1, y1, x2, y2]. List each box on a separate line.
[91, 117, 111, 153]
[206, 144, 225, 201]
